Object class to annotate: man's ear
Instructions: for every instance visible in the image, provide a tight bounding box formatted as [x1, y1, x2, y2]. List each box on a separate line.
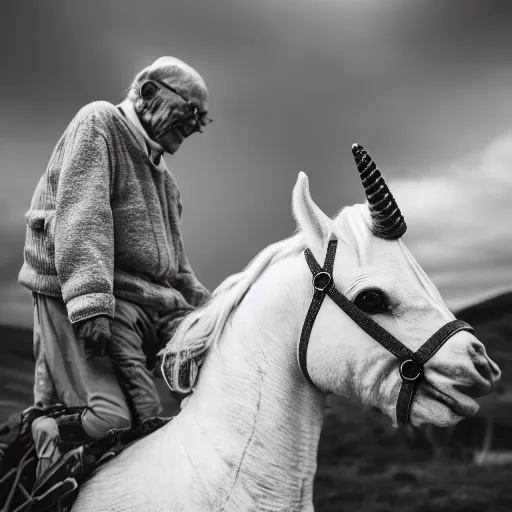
[140, 80, 159, 101]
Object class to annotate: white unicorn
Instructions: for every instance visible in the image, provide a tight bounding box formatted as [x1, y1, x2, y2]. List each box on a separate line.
[70, 144, 500, 512]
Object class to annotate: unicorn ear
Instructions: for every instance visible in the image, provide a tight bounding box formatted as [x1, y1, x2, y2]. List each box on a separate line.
[292, 172, 331, 247]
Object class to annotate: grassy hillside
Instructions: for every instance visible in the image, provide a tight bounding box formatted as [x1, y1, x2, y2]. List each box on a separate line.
[0, 291, 511, 511]
[0, 326, 36, 420]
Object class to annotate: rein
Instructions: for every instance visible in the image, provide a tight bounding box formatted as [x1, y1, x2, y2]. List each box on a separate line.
[298, 235, 475, 425]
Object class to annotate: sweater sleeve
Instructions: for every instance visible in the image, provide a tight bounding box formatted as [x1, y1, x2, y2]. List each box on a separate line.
[174, 251, 211, 308]
[170, 197, 210, 307]
[54, 116, 115, 324]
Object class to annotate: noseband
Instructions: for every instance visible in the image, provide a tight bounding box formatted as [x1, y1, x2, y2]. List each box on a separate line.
[298, 236, 475, 426]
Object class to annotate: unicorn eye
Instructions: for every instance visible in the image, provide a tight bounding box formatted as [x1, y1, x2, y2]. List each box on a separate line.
[354, 289, 388, 315]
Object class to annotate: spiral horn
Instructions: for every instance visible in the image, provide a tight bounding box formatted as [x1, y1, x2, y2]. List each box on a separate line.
[351, 143, 407, 239]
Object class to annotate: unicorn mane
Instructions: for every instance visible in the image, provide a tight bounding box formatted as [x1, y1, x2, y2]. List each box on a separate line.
[159, 231, 307, 392]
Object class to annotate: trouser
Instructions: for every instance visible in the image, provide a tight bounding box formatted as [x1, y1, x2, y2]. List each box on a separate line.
[32, 293, 163, 440]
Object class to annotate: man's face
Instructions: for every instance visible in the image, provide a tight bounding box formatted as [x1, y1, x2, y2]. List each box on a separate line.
[136, 79, 211, 155]
[151, 82, 211, 154]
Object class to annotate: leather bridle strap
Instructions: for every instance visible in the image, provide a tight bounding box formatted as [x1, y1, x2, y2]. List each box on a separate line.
[298, 236, 475, 425]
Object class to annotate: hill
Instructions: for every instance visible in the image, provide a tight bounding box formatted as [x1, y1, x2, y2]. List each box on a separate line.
[0, 325, 35, 419]
[456, 291, 512, 326]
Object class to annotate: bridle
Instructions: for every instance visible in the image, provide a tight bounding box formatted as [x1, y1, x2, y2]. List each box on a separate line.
[297, 235, 475, 426]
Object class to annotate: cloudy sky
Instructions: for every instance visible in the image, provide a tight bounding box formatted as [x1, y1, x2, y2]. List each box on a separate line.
[1, 0, 512, 327]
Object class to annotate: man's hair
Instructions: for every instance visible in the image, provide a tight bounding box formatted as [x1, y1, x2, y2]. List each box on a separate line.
[127, 56, 204, 101]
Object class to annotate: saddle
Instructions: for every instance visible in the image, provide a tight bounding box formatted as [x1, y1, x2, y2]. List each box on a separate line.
[0, 404, 172, 512]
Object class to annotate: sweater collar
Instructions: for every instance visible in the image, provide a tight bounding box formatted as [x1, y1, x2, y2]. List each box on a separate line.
[117, 99, 165, 167]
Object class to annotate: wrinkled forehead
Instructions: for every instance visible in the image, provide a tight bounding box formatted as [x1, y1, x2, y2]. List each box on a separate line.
[186, 82, 209, 111]
[162, 67, 209, 111]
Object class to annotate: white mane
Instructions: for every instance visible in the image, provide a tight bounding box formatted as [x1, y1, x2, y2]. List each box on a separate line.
[159, 232, 306, 390]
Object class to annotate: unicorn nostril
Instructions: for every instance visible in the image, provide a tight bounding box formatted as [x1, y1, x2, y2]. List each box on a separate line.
[457, 354, 499, 398]
[473, 359, 494, 386]
[469, 342, 501, 383]
[468, 341, 487, 359]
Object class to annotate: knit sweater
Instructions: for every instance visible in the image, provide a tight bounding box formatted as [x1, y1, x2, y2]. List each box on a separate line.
[19, 101, 209, 324]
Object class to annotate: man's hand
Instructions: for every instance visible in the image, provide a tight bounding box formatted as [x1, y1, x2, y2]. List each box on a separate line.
[73, 316, 111, 359]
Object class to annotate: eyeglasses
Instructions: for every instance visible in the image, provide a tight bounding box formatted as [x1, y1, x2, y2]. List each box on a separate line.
[153, 80, 213, 137]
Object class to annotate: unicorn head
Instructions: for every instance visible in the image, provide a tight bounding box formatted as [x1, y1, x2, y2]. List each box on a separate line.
[292, 144, 501, 427]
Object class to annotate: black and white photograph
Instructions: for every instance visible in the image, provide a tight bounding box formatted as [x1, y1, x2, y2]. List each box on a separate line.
[0, 1, 511, 511]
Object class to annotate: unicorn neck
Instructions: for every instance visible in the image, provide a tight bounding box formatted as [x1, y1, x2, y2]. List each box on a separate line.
[179, 253, 326, 511]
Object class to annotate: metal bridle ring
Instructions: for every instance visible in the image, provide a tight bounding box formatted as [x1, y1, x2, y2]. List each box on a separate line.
[313, 271, 332, 292]
[399, 359, 423, 382]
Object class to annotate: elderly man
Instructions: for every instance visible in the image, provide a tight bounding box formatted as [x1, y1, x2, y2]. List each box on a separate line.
[17, 56, 212, 479]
